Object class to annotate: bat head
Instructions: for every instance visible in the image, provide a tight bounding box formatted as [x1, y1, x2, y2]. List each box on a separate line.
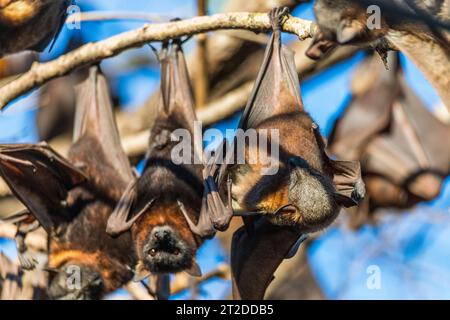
[307, 0, 388, 60]
[142, 225, 193, 273]
[133, 204, 200, 277]
[47, 263, 104, 300]
[287, 157, 340, 232]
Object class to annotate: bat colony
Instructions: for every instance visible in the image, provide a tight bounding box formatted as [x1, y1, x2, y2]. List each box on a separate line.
[0, 3, 449, 299]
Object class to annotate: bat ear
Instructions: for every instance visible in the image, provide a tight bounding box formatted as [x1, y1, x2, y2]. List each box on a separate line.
[336, 20, 364, 44]
[0, 143, 87, 233]
[328, 159, 366, 207]
[184, 259, 202, 277]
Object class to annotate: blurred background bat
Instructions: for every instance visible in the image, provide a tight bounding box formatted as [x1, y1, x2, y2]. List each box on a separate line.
[329, 52, 450, 229]
[106, 40, 207, 281]
[0, 0, 70, 57]
[0, 65, 136, 299]
[189, 7, 365, 299]
[306, 0, 450, 112]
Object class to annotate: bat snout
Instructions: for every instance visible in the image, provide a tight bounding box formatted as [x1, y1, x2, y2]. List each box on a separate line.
[143, 226, 193, 273]
[47, 264, 104, 300]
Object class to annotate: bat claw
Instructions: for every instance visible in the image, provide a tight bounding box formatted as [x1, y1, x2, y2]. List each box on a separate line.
[18, 252, 38, 271]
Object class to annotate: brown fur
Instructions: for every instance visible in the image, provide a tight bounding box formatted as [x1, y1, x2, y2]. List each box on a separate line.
[133, 203, 199, 262]
[231, 111, 339, 232]
[0, 0, 68, 56]
[47, 183, 135, 295]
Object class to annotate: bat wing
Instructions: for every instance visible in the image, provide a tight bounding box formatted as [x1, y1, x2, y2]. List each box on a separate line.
[218, 12, 303, 185]
[328, 53, 400, 160]
[230, 218, 305, 300]
[71, 65, 134, 200]
[238, 26, 303, 131]
[363, 77, 450, 194]
[0, 143, 86, 233]
[386, 29, 450, 112]
[169, 41, 203, 158]
[31, 0, 70, 52]
[399, 77, 450, 173]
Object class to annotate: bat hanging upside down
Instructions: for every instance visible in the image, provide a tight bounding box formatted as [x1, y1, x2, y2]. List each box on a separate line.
[169, 7, 366, 299]
[106, 39, 221, 281]
[328, 52, 450, 229]
[306, 0, 450, 111]
[0, 66, 136, 299]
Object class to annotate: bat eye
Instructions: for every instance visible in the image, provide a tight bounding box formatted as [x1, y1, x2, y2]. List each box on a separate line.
[173, 249, 180, 256]
[149, 248, 157, 257]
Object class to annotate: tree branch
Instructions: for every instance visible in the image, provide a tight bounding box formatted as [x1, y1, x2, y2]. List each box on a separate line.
[0, 12, 314, 110]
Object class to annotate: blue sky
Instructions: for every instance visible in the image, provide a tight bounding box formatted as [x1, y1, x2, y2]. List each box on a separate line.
[1, 0, 449, 300]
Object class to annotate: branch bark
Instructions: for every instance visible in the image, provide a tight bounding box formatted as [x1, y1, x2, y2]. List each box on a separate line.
[0, 12, 314, 110]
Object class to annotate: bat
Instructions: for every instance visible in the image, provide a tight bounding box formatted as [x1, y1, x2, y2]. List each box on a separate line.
[106, 40, 207, 280]
[306, 0, 450, 112]
[0, 0, 70, 57]
[0, 65, 136, 299]
[329, 52, 450, 228]
[179, 7, 365, 299]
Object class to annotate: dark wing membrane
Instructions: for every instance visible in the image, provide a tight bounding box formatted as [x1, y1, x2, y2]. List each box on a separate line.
[399, 77, 450, 173]
[231, 218, 304, 300]
[71, 66, 134, 199]
[0, 143, 86, 233]
[386, 30, 450, 112]
[328, 53, 400, 160]
[32, 0, 70, 52]
[218, 26, 302, 185]
[170, 41, 203, 158]
[238, 28, 303, 131]
[363, 78, 450, 185]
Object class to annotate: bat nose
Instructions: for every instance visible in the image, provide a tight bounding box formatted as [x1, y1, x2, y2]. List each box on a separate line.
[143, 226, 192, 273]
[147, 226, 181, 254]
[154, 229, 170, 242]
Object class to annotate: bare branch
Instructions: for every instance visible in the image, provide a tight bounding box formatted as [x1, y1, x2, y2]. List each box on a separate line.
[0, 12, 314, 110]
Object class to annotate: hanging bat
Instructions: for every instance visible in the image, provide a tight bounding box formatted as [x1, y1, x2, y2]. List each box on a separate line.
[106, 40, 207, 280]
[0, 65, 136, 299]
[0, 0, 70, 57]
[329, 52, 450, 228]
[306, 0, 450, 112]
[174, 7, 365, 299]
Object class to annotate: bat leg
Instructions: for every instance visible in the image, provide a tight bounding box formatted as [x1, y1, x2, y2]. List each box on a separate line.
[15, 219, 40, 270]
